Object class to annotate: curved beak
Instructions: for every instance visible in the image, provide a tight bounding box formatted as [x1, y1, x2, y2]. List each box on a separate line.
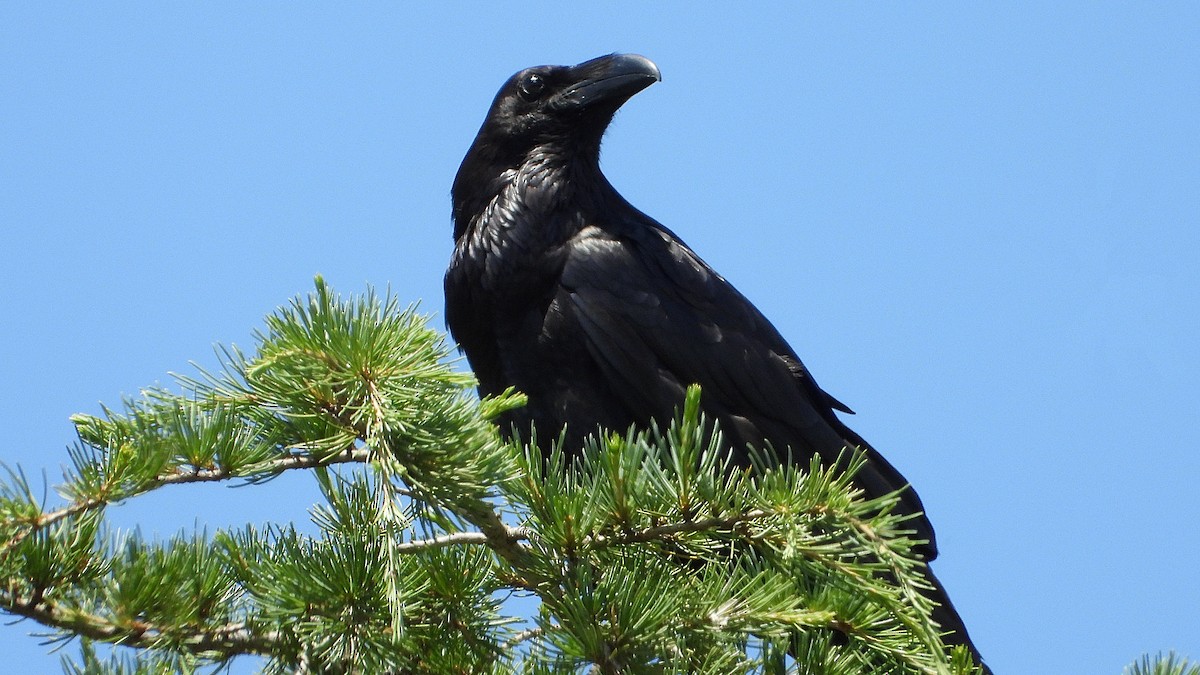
[558, 54, 661, 109]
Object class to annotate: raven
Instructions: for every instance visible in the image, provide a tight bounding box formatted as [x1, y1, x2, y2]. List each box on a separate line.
[446, 53, 987, 668]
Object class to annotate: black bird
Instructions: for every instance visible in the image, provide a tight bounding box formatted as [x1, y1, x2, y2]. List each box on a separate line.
[445, 53, 986, 668]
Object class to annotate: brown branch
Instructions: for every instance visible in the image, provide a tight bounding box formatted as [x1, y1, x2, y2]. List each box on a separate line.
[450, 498, 533, 571]
[4, 594, 279, 657]
[1, 447, 375, 559]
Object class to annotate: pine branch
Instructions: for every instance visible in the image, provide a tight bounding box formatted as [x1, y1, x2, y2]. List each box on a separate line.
[502, 626, 545, 649]
[0, 497, 104, 559]
[1, 447, 375, 560]
[838, 504, 949, 660]
[5, 594, 279, 657]
[1127, 652, 1200, 675]
[583, 508, 770, 548]
[0, 280, 1001, 674]
[392, 530, 488, 553]
[450, 498, 535, 571]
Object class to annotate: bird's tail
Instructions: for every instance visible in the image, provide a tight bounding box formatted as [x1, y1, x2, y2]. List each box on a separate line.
[921, 563, 992, 674]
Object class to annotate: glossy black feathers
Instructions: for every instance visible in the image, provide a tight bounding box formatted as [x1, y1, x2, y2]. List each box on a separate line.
[444, 54, 985, 668]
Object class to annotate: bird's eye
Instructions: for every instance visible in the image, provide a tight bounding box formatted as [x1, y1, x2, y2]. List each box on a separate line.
[518, 73, 546, 101]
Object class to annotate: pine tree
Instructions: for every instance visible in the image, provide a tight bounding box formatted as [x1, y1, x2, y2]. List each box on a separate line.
[1, 279, 1001, 673]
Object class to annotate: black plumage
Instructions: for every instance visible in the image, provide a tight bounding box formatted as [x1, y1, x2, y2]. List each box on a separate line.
[445, 53, 986, 668]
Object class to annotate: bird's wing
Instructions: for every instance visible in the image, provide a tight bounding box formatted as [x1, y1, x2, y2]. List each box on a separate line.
[557, 223, 937, 555]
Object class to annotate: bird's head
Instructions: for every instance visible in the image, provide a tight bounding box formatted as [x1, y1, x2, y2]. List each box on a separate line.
[480, 53, 660, 152]
[452, 54, 660, 235]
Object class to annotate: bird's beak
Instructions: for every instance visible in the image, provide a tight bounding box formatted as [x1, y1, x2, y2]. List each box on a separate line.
[558, 54, 661, 109]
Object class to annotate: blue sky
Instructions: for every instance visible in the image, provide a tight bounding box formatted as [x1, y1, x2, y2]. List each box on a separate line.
[2, 4, 1197, 673]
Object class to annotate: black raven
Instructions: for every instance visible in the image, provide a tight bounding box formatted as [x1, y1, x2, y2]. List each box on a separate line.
[446, 53, 986, 668]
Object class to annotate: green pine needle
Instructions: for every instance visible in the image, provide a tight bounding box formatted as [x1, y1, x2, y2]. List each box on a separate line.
[0, 279, 1025, 674]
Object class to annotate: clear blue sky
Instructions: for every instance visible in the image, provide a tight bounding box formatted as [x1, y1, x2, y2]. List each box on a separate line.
[2, 4, 1197, 673]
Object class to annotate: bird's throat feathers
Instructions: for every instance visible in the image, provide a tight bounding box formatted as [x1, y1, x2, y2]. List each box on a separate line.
[452, 141, 615, 283]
